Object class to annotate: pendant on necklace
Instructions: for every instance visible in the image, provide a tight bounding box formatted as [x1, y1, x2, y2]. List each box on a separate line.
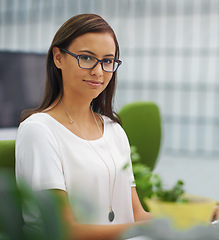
[108, 208, 115, 222]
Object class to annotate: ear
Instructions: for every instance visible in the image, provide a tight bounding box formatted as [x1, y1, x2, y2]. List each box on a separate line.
[52, 46, 63, 69]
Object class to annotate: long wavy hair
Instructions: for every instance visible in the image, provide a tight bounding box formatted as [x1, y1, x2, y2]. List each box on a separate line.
[21, 14, 121, 124]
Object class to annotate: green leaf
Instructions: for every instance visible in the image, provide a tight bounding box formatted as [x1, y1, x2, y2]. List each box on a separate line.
[130, 145, 186, 203]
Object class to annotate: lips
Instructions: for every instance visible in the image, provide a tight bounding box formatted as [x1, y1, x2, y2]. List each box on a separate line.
[83, 80, 103, 87]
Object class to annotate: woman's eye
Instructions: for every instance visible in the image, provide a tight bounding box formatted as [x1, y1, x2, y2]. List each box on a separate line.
[80, 55, 92, 61]
[103, 59, 113, 64]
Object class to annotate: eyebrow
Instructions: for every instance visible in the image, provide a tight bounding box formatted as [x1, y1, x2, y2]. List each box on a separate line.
[78, 50, 115, 58]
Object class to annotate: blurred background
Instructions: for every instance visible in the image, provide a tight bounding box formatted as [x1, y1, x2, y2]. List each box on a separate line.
[1, 0, 219, 200]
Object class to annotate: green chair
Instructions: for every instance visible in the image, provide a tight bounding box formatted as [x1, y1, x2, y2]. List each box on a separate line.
[119, 102, 162, 210]
[119, 101, 162, 170]
[0, 140, 16, 173]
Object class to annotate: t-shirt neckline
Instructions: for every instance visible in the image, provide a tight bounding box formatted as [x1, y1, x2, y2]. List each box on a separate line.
[37, 112, 106, 142]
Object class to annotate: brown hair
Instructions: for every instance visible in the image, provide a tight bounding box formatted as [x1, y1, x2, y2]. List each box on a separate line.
[21, 14, 121, 124]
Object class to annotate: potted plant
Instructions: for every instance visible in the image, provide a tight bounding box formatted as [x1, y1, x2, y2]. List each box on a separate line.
[129, 146, 217, 230]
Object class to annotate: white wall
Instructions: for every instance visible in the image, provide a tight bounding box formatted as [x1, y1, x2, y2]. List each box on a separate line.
[1, 0, 219, 158]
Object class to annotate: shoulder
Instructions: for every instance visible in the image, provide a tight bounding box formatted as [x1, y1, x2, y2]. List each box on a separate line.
[102, 115, 123, 131]
[18, 113, 54, 130]
[16, 113, 57, 145]
[19, 112, 53, 125]
[102, 115, 129, 142]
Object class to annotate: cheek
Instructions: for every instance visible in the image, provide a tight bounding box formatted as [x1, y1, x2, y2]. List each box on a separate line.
[62, 65, 86, 84]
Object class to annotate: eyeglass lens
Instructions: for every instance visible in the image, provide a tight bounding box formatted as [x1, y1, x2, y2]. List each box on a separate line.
[78, 55, 119, 72]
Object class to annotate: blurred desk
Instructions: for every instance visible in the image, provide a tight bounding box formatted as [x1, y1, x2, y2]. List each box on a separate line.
[125, 237, 151, 240]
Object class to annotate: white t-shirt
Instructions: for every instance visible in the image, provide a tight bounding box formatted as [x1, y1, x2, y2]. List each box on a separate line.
[16, 113, 135, 226]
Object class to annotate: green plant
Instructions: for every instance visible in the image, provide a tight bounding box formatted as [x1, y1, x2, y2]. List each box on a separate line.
[128, 146, 186, 203]
[0, 170, 65, 240]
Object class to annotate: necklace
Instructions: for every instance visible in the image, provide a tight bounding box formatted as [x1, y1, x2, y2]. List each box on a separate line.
[60, 100, 116, 222]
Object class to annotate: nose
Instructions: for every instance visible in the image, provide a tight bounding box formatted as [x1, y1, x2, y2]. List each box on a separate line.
[90, 62, 103, 77]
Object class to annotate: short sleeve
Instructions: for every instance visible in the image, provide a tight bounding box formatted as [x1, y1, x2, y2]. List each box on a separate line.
[16, 121, 66, 191]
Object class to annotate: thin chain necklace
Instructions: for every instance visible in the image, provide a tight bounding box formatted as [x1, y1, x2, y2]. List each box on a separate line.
[60, 100, 116, 222]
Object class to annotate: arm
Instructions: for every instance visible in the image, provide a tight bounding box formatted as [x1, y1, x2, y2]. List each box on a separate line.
[131, 187, 152, 222]
[50, 189, 147, 240]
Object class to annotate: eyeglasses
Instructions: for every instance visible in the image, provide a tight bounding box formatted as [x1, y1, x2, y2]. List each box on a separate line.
[60, 48, 122, 73]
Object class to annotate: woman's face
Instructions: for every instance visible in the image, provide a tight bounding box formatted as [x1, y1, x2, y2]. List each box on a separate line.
[54, 32, 116, 102]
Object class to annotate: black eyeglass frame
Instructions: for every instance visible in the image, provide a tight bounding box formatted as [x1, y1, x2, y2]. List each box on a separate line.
[60, 48, 122, 73]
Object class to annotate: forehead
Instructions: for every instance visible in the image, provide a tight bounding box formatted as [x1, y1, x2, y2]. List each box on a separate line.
[69, 32, 116, 55]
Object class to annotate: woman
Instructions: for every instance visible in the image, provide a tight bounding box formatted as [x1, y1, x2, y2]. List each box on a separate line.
[16, 14, 151, 240]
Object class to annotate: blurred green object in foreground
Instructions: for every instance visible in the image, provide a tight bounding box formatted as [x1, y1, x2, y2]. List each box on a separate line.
[0, 170, 23, 240]
[0, 170, 65, 240]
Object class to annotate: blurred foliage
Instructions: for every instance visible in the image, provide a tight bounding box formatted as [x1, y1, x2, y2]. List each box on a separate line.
[0, 170, 65, 240]
[128, 146, 186, 203]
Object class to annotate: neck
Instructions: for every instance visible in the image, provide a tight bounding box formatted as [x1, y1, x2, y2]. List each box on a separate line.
[60, 95, 93, 123]
[59, 97, 103, 140]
